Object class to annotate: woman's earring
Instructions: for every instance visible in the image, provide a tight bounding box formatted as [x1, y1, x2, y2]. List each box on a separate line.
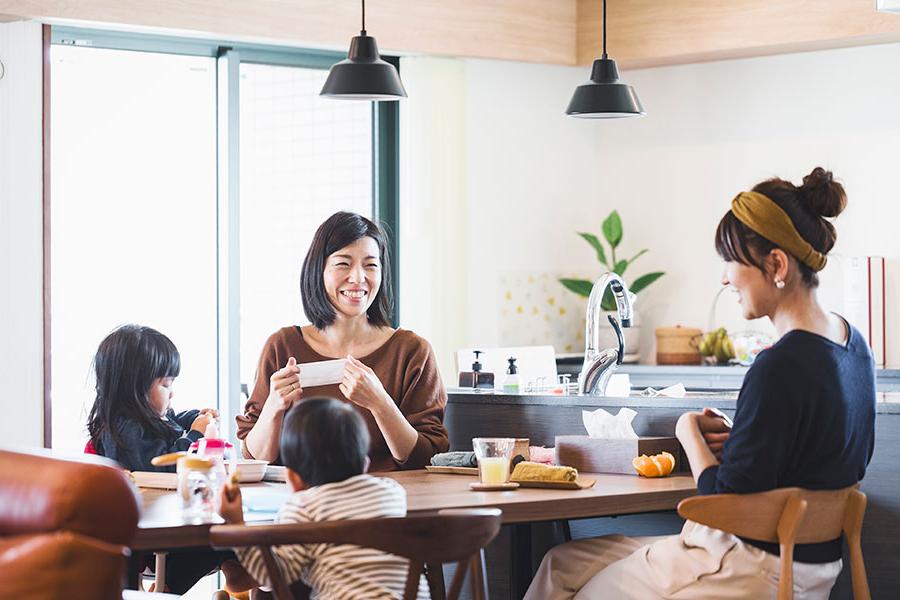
[775, 279, 785, 289]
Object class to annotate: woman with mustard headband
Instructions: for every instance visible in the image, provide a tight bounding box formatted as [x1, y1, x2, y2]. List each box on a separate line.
[526, 167, 876, 600]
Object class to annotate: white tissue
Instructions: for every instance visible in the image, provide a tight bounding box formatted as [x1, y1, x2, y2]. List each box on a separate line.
[640, 383, 687, 398]
[582, 407, 639, 439]
[658, 383, 686, 398]
[299, 358, 348, 387]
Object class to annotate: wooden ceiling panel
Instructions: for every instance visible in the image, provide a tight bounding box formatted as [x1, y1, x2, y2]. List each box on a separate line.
[577, 0, 900, 68]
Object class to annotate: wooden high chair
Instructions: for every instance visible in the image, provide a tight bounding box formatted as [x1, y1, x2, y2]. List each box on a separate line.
[209, 508, 502, 600]
[677, 485, 869, 600]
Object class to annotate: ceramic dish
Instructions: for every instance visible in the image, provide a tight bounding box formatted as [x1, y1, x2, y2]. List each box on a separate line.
[232, 459, 268, 483]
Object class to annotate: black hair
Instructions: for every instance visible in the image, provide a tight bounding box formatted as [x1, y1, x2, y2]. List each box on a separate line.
[279, 397, 370, 487]
[87, 324, 181, 452]
[715, 167, 847, 288]
[300, 211, 394, 329]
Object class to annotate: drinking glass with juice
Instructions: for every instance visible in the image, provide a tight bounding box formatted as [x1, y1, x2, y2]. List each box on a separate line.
[472, 438, 516, 484]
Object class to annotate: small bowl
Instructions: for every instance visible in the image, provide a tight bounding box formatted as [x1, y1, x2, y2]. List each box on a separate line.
[232, 459, 268, 483]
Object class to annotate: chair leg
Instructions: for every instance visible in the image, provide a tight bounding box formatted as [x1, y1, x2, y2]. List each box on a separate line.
[468, 549, 489, 600]
[844, 491, 871, 600]
[447, 560, 468, 600]
[425, 563, 447, 600]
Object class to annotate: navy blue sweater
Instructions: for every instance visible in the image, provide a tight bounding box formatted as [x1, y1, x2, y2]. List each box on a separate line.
[697, 321, 876, 563]
[99, 409, 204, 472]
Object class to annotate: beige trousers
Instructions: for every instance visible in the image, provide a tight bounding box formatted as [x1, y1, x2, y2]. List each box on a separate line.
[524, 521, 842, 600]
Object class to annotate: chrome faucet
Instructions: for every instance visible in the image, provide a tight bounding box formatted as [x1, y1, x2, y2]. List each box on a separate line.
[578, 272, 634, 396]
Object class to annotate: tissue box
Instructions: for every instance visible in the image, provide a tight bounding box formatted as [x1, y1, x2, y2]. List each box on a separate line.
[555, 435, 685, 475]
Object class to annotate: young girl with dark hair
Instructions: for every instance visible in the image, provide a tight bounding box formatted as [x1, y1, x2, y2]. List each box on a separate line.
[86, 325, 236, 594]
[526, 168, 876, 600]
[87, 324, 217, 472]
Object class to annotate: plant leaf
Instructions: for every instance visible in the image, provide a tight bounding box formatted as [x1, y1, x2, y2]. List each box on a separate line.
[602, 211, 623, 249]
[613, 259, 628, 276]
[628, 248, 648, 264]
[577, 232, 607, 267]
[559, 278, 594, 297]
[630, 272, 665, 295]
[600, 289, 616, 311]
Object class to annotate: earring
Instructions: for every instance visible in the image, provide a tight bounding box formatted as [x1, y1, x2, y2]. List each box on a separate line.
[775, 279, 785, 289]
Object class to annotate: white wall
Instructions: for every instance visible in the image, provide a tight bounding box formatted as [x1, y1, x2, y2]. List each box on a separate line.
[454, 42, 900, 367]
[398, 57, 467, 378]
[0, 21, 44, 447]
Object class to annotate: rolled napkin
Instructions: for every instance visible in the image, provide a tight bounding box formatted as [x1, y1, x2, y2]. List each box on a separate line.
[430, 451, 477, 468]
[511, 461, 578, 483]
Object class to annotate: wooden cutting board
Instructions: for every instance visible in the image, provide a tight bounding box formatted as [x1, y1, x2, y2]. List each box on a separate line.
[513, 477, 596, 490]
[425, 465, 478, 475]
[426, 465, 596, 490]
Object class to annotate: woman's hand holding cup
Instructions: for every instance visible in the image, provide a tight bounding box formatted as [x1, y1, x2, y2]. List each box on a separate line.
[269, 356, 302, 411]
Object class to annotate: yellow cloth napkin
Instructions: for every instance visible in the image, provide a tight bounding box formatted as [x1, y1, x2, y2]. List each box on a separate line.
[511, 461, 578, 482]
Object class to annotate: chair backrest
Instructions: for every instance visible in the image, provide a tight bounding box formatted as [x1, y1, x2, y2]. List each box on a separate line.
[0, 449, 140, 600]
[677, 485, 869, 600]
[210, 508, 502, 600]
[0, 448, 140, 544]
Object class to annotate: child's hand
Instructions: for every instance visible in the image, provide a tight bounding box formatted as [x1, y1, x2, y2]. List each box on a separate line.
[190, 412, 212, 433]
[218, 482, 244, 524]
[341, 356, 391, 415]
[199, 408, 219, 418]
[268, 356, 302, 411]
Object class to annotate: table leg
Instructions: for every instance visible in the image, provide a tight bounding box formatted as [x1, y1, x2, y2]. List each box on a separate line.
[125, 552, 144, 590]
[510, 523, 533, 599]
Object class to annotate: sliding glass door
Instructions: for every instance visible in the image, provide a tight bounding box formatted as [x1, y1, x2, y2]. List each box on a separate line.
[50, 44, 218, 454]
[239, 62, 373, 387]
[48, 31, 388, 455]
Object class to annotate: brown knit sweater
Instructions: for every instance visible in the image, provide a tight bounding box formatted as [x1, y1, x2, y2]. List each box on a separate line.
[236, 326, 449, 471]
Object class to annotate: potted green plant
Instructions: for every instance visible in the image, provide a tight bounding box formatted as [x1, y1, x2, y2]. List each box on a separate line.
[559, 210, 665, 358]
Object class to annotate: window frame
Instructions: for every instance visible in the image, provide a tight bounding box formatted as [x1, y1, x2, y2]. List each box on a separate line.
[46, 26, 401, 446]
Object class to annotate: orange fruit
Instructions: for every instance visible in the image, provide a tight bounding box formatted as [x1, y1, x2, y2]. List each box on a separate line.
[632, 451, 675, 477]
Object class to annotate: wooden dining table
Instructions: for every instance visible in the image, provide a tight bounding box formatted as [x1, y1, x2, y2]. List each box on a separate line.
[134, 469, 696, 596]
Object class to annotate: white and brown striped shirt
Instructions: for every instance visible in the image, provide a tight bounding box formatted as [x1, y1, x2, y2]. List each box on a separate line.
[234, 474, 430, 600]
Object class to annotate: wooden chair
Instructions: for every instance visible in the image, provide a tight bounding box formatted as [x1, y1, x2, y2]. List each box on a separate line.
[677, 485, 869, 600]
[209, 508, 502, 600]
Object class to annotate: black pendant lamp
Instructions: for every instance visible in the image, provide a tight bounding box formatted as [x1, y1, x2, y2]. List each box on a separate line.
[320, 0, 406, 101]
[566, 0, 644, 118]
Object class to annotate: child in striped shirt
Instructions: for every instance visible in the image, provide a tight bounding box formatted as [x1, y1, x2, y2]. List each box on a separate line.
[218, 397, 429, 599]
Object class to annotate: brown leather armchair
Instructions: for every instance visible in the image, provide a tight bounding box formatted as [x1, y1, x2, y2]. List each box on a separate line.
[0, 448, 141, 600]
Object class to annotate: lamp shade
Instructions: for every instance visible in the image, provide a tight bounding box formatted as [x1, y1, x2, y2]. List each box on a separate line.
[320, 34, 406, 101]
[566, 58, 644, 118]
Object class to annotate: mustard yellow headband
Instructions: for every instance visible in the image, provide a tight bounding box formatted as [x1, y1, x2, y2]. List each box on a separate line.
[731, 191, 827, 272]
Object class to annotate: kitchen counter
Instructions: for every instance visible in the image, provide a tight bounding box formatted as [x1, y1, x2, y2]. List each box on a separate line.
[447, 388, 900, 414]
[445, 388, 900, 598]
[555, 362, 900, 393]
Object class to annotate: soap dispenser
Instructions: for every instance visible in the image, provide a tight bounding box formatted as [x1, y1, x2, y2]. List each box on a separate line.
[503, 357, 520, 394]
[458, 350, 495, 389]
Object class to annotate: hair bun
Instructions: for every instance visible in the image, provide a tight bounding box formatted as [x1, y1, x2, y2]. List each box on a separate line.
[800, 167, 846, 218]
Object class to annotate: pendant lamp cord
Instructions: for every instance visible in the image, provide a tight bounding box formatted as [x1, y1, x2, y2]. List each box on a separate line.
[602, 0, 607, 59]
[361, 0, 367, 35]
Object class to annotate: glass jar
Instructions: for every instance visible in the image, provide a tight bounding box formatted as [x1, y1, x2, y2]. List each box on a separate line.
[177, 455, 215, 523]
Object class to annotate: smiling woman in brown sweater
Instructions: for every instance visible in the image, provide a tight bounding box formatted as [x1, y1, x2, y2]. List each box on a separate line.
[236, 212, 448, 471]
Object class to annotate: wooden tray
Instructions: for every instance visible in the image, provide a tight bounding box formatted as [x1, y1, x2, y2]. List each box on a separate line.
[425, 465, 478, 476]
[512, 477, 596, 490]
